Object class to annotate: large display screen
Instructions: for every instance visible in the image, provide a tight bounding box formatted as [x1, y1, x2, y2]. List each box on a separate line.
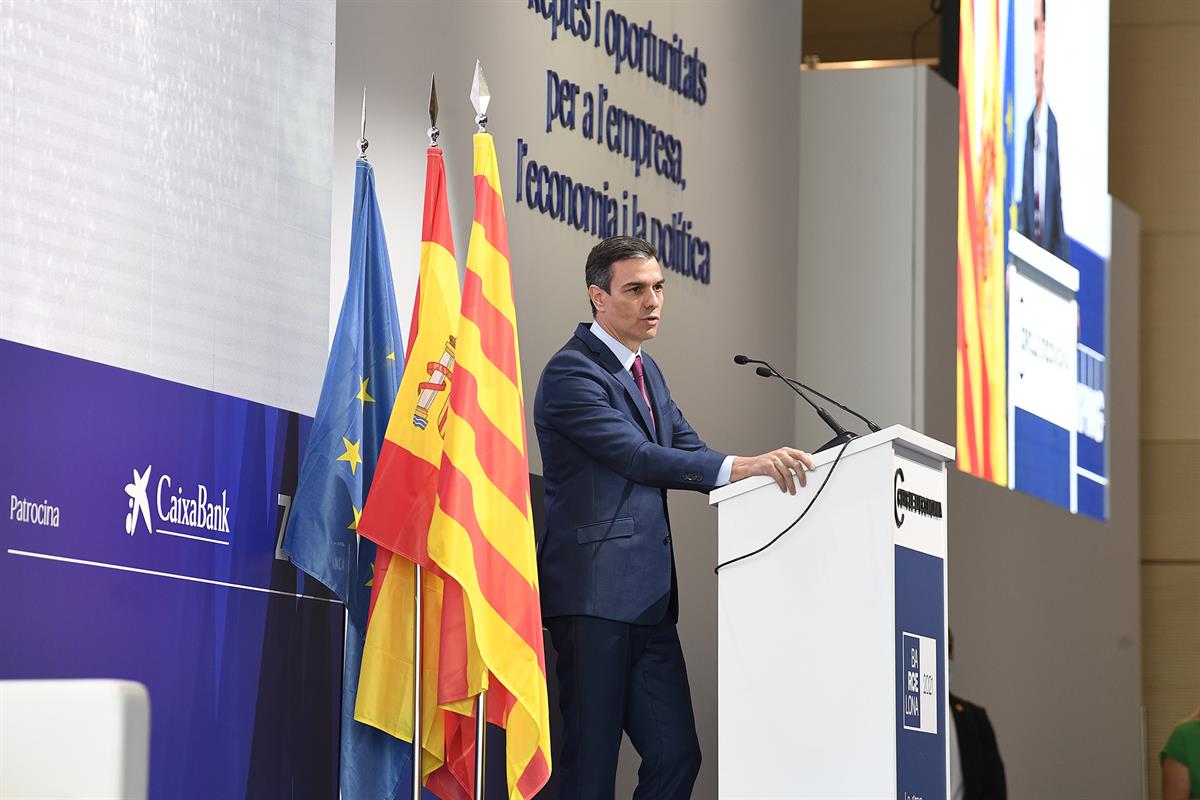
[956, 0, 1111, 519]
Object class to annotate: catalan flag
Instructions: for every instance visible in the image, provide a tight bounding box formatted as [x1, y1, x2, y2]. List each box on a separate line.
[425, 131, 552, 799]
[355, 145, 460, 786]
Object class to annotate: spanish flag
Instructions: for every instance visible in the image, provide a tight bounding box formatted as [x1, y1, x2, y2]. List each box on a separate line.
[956, 0, 1009, 485]
[426, 132, 552, 799]
[358, 144, 461, 565]
[354, 145, 460, 780]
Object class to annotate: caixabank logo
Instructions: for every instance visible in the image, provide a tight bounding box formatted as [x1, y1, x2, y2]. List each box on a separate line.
[124, 465, 232, 544]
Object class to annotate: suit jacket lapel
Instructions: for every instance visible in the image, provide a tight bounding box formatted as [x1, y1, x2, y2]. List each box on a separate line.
[642, 355, 670, 446]
[573, 324, 656, 440]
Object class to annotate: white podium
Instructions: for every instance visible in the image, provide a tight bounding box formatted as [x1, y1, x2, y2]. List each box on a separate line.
[711, 425, 953, 800]
[1006, 229, 1084, 510]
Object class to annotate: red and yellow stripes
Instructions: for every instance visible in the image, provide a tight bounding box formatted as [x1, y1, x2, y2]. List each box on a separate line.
[427, 132, 551, 800]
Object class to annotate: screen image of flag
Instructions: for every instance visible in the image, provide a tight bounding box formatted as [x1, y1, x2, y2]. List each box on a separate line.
[424, 131, 552, 800]
[956, 0, 1013, 487]
[281, 157, 417, 799]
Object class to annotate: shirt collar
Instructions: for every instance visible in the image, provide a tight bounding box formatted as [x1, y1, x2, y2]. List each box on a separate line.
[590, 320, 639, 371]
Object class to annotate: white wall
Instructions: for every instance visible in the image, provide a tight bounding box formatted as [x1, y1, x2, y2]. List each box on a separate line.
[332, 2, 803, 796]
[0, 0, 336, 415]
[798, 65, 1143, 799]
[797, 67, 935, 448]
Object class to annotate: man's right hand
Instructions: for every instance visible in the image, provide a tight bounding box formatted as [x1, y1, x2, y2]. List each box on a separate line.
[731, 448, 816, 495]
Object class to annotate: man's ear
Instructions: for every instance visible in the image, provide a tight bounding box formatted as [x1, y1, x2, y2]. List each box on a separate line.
[588, 284, 606, 313]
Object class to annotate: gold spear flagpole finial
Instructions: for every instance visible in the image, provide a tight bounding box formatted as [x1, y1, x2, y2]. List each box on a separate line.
[428, 74, 440, 147]
[469, 60, 490, 133]
[358, 86, 369, 160]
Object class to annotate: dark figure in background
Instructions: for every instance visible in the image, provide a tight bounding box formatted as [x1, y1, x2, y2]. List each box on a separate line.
[949, 630, 1008, 800]
[1017, 0, 1070, 262]
[534, 236, 812, 799]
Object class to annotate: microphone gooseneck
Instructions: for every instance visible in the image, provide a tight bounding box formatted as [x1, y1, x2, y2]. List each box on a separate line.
[737, 358, 855, 453]
[753, 365, 854, 453]
[734, 353, 882, 435]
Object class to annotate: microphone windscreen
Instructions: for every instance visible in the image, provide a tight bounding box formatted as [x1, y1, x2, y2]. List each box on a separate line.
[755, 366, 773, 378]
[733, 354, 750, 365]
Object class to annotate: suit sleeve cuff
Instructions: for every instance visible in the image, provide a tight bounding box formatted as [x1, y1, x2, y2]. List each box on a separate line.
[716, 455, 735, 487]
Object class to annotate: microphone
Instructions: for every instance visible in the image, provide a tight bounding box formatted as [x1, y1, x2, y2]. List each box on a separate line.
[734, 355, 854, 453]
[752, 366, 855, 452]
[758, 367, 883, 434]
[735, 354, 882, 433]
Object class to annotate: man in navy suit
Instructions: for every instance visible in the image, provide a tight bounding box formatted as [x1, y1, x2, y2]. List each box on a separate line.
[948, 630, 1007, 800]
[1017, 0, 1070, 262]
[534, 236, 813, 799]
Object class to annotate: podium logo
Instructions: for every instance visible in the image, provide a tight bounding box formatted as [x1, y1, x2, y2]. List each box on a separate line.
[901, 632, 938, 735]
[123, 465, 232, 540]
[894, 468, 943, 528]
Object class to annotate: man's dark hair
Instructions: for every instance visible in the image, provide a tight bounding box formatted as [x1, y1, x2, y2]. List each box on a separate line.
[585, 236, 657, 316]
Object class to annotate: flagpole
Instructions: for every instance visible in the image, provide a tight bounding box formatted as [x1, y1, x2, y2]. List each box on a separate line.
[468, 61, 491, 800]
[354, 87, 378, 800]
[358, 86, 368, 160]
[412, 558, 423, 800]
[473, 691, 487, 799]
[411, 557, 423, 800]
[408, 76, 443, 800]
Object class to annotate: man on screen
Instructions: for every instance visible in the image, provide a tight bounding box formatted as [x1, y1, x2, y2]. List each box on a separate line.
[1018, 0, 1070, 262]
[534, 236, 813, 799]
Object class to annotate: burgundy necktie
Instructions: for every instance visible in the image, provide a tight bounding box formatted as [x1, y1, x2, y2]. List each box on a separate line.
[631, 354, 656, 432]
[1035, 191, 1043, 245]
[1034, 130, 1043, 245]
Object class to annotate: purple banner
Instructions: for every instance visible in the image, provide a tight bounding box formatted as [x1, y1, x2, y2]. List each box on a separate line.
[0, 338, 341, 798]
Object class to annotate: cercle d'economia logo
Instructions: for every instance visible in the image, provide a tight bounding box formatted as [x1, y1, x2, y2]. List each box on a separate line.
[123, 465, 233, 543]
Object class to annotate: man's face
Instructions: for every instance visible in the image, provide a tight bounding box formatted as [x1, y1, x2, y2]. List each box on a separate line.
[591, 256, 664, 350]
[1034, 0, 1045, 103]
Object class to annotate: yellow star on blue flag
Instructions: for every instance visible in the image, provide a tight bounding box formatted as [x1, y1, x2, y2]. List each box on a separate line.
[356, 377, 375, 405]
[338, 437, 363, 475]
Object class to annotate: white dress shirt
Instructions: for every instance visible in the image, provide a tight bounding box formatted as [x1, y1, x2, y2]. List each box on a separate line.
[949, 703, 964, 800]
[589, 321, 734, 485]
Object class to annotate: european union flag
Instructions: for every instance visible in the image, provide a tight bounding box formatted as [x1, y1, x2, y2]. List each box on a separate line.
[283, 159, 415, 799]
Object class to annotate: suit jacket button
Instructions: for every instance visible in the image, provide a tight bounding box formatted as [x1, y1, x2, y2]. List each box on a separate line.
[662, 536, 671, 545]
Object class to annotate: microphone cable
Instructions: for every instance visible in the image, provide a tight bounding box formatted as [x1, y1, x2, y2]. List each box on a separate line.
[714, 439, 852, 573]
